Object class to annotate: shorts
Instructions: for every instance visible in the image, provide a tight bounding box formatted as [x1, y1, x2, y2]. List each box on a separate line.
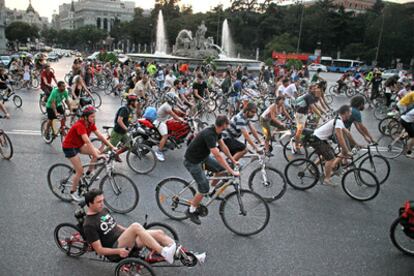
[154, 120, 168, 136]
[229, 95, 240, 107]
[46, 106, 65, 120]
[110, 130, 130, 148]
[184, 156, 224, 194]
[401, 119, 414, 138]
[260, 117, 286, 141]
[309, 139, 335, 161]
[42, 86, 53, 96]
[223, 136, 246, 155]
[62, 147, 80, 158]
[295, 112, 308, 128]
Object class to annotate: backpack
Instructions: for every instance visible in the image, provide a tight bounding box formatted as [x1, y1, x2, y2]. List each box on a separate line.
[143, 107, 157, 122]
[399, 200, 414, 238]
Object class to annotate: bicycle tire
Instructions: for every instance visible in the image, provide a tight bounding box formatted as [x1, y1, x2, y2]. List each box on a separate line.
[358, 154, 390, 185]
[47, 163, 74, 202]
[115, 258, 156, 276]
[155, 177, 196, 220]
[284, 158, 319, 190]
[39, 97, 47, 114]
[99, 173, 139, 214]
[375, 135, 405, 159]
[145, 222, 180, 242]
[40, 119, 54, 144]
[341, 168, 379, 201]
[219, 189, 270, 236]
[345, 87, 356, 97]
[126, 143, 157, 174]
[282, 139, 309, 163]
[12, 95, 22, 108]
[91, 92, 102, 109]
[378, 117, 399, 136]
[390, 217, 414, 256]
[374, 105, 387, 120]
[0, 131, 13, 160]
[248, 166, 287, 202]
[325, 93, 333, 105]
[54, 223, 88, 257]
[31, 78, 40, 89]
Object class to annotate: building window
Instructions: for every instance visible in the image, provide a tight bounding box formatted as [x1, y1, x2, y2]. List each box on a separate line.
[103, 18, 108, 31]
[97, 17, 101, 29]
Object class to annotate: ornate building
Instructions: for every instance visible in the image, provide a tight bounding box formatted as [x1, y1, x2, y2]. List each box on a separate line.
[3, 0, 49, 28]
[0, 0, 7, 53]
[54, 0, 135, 32]
[304, 0, 376, 12]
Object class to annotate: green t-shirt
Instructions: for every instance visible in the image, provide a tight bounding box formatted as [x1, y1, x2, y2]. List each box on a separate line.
[311, 73, 319, 83]
[46, 87, 69, 108]
[147, 64, 157, 76]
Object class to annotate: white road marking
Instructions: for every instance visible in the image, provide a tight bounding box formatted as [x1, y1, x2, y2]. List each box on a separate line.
[7, 129, 41, 136]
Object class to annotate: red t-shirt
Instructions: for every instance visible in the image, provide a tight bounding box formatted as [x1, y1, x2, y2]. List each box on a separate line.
[62, 119, 97, 149]
[40, 70, 55, 89]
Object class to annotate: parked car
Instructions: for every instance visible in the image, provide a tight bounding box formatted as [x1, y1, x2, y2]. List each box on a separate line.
[0, 56, 11, 67]
[382, 69, 401, 80]
[47, 53, 59, 62]
[308, 63, 328, 72]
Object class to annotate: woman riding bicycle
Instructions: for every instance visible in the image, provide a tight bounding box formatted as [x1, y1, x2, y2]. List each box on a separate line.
[62, 105, 117, 202]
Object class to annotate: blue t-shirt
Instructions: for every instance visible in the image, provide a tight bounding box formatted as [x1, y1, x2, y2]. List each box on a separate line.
[344, 107, 362, 129]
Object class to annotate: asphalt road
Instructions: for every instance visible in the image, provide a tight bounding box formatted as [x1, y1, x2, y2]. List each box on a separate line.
[0, 58, 413, 276]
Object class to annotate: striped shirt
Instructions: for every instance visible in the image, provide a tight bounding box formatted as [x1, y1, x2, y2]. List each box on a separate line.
[224, 112, 249, 138]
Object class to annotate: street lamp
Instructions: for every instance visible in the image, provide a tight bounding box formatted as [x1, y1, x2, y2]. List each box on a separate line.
[375, 7, 385, 65]
[296, 0, 305, 54]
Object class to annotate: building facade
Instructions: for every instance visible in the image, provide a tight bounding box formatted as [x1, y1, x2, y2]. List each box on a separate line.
[304, 0, 375, 12]
[3, 0, 49, 28]
[0, 0, 7, 53]
[54, 0, 135, 32]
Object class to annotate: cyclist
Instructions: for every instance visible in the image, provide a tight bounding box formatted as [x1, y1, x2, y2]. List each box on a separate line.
[83, 189, 177, 263]
[260, 96, 292, 153]
[192, 73, 209, 103]
[44, 81, 71, 138]
[153, 92, 185, 162]
[184, 115, 239, 225]
[222, 102, 263, 161]
[0, 68, 12, 101]
[277, 78, 297, 107]
[62, 105, 116, 202]
[397, 90, 414, 113]
[40, 64, 58, 102]
[0, 102, 9, 118]
[133, 73, 153, 116]
[370, 70, 383, 101]
[400, 108, 414, 158]
[310, 68, 324, 83]
[336, 71, 350, 93]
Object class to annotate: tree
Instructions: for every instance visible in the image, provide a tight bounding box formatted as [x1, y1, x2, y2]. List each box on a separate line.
[264, 33, 297, 58]
[5, 22, 39, 43]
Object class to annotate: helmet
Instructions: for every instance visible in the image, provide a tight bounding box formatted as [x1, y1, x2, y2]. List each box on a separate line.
[81, 105, 96, 117]
[127, 94, 138, 103]
[164, 92, 177, 105]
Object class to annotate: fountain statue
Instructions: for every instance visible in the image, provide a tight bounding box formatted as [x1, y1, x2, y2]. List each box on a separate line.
[155, 10, 167, 54]
[173, 21, 222, 59]
[221, 19, 235, 58]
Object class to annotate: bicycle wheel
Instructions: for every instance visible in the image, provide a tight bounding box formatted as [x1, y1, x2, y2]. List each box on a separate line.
[39, 96, 47, 114]
[325, 93, 333, 105]
[390, 217, 414, 256]
[40, 119, 54, 144]
[99, 173, 139, 214]
[284, 158, 319, 190]
[220, 189, 270, 236]
[329, 84, 338, 94]
[126, 143, 157, 174]
[341, 168, 379, 201]
[47, 163, 74, 202]
[374, 105, 387, 120]
[12, 95, 22, 108]
[54, 223, 88, 257]
[0, 131, 13, 160]
[155, 177, 196, 220]
[378, 117, 399, 136]
[31, 77, 39, 89]
[115, 258, 155, 276]
[345, 87, 356, 97]
[282, 139, 308, 162]
[358, 154, 390, 185]
[375, 135, 404, 159]
[90, 92, 102, 109]
[248, 166, 287, 202]
[206, 98, 217, 112]
[145, 222, 180, 242]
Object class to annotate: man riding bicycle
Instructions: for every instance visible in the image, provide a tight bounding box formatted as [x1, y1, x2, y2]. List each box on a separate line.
[83, 189, 177, 263]
[44, 81, 71, 139]
[41, 64, 58, 101]
[184, 115, 239, 225]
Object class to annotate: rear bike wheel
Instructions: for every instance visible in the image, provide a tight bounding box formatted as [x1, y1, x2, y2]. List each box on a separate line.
[40, 119, 54, 144]
[12, 95, 22, 108]
[390, 217, 414, 256]
[345, 87, 356, 97]
[375, 135, 405, 159]
[47, 163, 74, 202]
[126, 143, 157, 174]
[39, 96, 47, 114]
[284, 158, 320, 190]
[115, 258, 155, 276]
[341, 168, 379, 201]
[0, 131, 13, 160]
[324, 93, 333, 105]
[99, 173, 139, 214]
[155, 177, 196, 220]
[54, 223, 88, 257]
[248, 166, 287, 202]
[378, 117, 400, 136]
[145, 222, 180, 242]
[358, 154, 390, 185]
[220, 189, 270, 236]
[31, 77, 39, 89]
[90, 92, 102, 109]
[374, 105, 387, 120]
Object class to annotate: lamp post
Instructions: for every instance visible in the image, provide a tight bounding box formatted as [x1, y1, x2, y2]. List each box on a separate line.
[375, 8, 385, 64]
[296, 0, 305, 54]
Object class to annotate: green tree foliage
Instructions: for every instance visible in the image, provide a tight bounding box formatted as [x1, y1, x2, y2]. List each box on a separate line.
[5, 22, 39, 43]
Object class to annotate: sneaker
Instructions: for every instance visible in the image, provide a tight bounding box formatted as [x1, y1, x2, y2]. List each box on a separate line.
[405, 153, 414, 159]
[114, 154, 122, 163]
[185, 209, 201, 225]
[71, 192, 83, 202]
[161, 243, 177, 264]
[155, 150, 165, 162]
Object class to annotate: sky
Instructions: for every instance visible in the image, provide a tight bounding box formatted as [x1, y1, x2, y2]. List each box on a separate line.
[3, 0, 413, 20]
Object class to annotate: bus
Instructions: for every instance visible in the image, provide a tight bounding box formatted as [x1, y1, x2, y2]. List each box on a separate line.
[320, 56, 333, 67]
[328, 59, 364, 73]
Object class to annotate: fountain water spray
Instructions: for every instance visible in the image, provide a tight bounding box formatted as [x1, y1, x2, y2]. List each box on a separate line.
[155, 10, 167, 54]
[221, 19, 235, 58]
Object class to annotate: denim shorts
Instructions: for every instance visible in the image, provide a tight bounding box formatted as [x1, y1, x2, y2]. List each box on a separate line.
[184, 156, 224, 194]
[62, 147, 80, 158]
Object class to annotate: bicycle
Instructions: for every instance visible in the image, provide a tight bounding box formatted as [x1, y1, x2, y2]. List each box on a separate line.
[40, 115, 69, 144]
[390, 200, 414, 256]
[284, 144, 381, 202]
[376, 124, 408, 159]
[0, 116, 13, 160]
[47, 151, 139, 214]
[1, 84, 23, 108]
[155, 167, 270, 236]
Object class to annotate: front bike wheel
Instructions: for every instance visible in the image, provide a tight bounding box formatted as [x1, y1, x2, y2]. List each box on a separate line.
[248, 166, 287, 202]
[341, 168, 379, 201]
[220, 189, 270, 236]
[12, 95, 22, 108]
[54, 223, 88, 257]
[0, 131, 13, 160]
[90, 92, 102, 109]
[390, 217, 414, 256]
[115, 258, 155, 276]
[375, 135, 404, 159]
[31, 77, 39, 89]
[155, 177, 196, 220]
[99, 173, 139, 214]
[47, 163, 74, 202]
[40, 119, 54, 144]
[284, 158, 319, 190]
[282, 139, 308, 162]
[126, 143, 157, 174]
[358, 154, 390, 185]
[39, 97, 47, 114]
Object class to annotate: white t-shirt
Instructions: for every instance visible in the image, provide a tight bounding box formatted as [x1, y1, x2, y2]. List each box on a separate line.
[157, 102, 172, 122]
[314, 117, 345, 141]
[401, 108, 414, 123]
[164, 74, 176, 89]
[282, 83, 297, 98]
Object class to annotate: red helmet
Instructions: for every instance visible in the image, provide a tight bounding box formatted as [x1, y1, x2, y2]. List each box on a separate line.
[81, 105, 96, 117]
[127, 94, 138, 102]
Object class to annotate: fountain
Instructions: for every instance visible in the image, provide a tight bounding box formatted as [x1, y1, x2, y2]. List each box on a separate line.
[221, 19, 235, 58]
[155, 10, 167, 54]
